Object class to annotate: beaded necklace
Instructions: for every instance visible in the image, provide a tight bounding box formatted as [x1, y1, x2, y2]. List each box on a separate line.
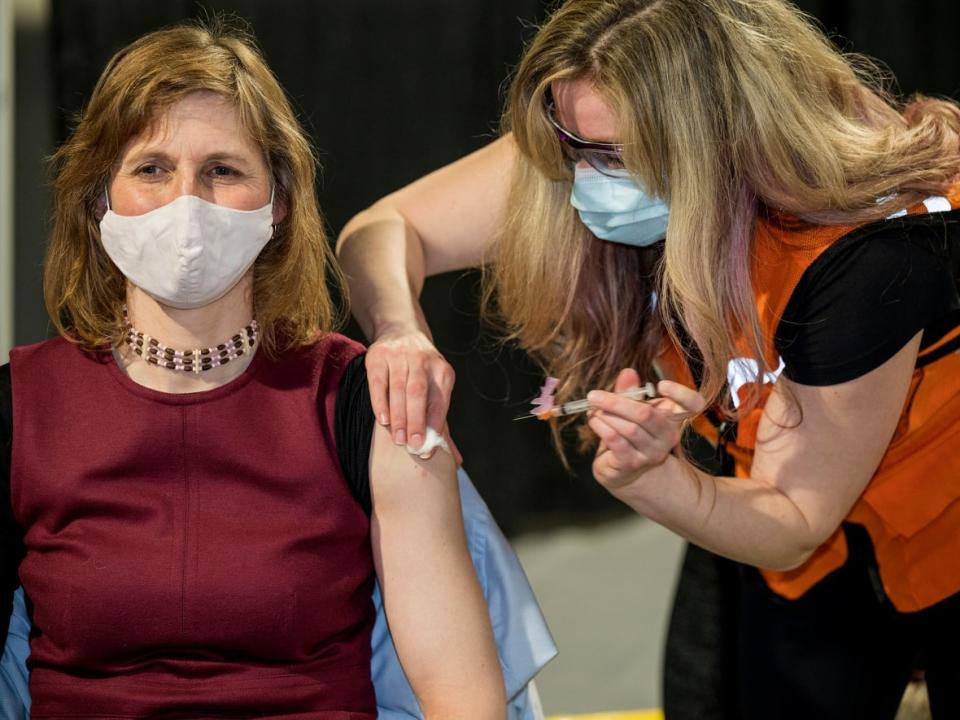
[122, 307, 258, 373]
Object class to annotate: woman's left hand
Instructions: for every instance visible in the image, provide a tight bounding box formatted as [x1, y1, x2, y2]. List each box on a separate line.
[587, 369, 707, 491]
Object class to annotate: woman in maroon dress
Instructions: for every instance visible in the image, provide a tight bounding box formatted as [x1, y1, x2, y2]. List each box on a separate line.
[0, 20, 505, 718]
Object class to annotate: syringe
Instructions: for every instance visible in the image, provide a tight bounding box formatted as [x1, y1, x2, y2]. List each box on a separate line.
[514, 382, 658, 421]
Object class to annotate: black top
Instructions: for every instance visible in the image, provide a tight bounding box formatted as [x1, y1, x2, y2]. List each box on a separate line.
[334, 354, 375, 515]
[776, 210, 960, 385]
[0, 352, 374, 643]
[1, 363, 19, 642]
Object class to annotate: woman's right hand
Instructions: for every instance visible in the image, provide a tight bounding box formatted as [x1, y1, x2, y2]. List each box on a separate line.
[365, 326, 457, 460]
[587, 369, 702, 491]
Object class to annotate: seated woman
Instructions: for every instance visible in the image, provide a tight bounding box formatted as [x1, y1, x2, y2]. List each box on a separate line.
[0, 19, 522, 718]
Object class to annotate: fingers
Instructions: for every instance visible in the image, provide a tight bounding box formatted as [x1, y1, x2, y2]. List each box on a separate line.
[365, 333, 457, 451]
[588, 398, 680, 465]
[425, 363, 455, 432]
[364, 353, 391, 427]
[404, 363, 429, 450]
[586, 387, 667, 425]
[418, 364, 456, 460]
[585, 368, 703, 491]
[657, 379, 707, 414]
[588, 410, 674, 490]
[587, 374, 705, 423]
[388, 363, 409, 446]
[588, 413, 639, 460]
[588, 413, 661, 488]
[592, 403, 680, 452]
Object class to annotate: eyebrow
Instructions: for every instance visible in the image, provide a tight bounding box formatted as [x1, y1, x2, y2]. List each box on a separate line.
[120, 150, 258, 168]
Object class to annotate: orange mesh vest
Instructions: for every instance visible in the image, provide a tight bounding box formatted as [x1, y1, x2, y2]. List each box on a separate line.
[711, 187, 960, 612]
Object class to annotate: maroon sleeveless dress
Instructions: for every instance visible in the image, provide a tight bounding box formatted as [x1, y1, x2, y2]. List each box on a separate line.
[9, 333, 376, 718]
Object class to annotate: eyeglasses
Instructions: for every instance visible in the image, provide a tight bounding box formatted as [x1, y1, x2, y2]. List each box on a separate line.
[546, 103, 629, 178]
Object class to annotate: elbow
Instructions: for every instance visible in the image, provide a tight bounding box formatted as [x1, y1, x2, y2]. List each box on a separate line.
[335, 200, 404, 256]
[760, 491, 844, 572]
[768, 544, 817, 572]
[764, 526, 835, 572]
[420, 687, 507, 720]
[416, 659, 507, 720]
[334, 207, 372, 256]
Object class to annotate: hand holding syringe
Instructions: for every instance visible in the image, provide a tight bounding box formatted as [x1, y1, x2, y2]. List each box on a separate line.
[514, 377, 658, 421]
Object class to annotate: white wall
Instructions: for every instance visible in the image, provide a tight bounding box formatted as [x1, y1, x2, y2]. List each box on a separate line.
[0, 0, 13, 364]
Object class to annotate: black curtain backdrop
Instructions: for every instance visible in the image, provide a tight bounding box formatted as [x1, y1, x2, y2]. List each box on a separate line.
[47, 0, 959, 536]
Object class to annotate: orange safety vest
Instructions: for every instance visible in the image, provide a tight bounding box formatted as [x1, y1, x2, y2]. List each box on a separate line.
[663, 186, 960, 612]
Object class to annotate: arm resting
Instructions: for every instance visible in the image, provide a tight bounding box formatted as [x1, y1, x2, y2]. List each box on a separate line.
[369, 425, 506, 718]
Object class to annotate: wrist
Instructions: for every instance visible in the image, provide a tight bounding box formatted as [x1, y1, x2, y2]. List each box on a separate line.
[607, 454, 683, 514]
[371, 304, 434, 344]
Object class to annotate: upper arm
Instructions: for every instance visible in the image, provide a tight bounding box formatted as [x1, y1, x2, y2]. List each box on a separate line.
[338, 134, 517, 277]
[367, 425, 504, 715]
[754, 219, 959, 547]
[751, 332, 922, 548]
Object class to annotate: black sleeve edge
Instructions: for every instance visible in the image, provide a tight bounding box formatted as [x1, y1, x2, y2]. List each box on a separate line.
[782, 327, 921, 386]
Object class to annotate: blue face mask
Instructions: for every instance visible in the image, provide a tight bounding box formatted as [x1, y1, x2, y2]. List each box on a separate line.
[570, 166, 669, 247]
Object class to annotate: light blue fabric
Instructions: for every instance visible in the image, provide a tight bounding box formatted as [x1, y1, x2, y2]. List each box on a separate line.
[0, 587, 29, 719]
[570, 165, 669, 246]
[1, 468, 555, 719]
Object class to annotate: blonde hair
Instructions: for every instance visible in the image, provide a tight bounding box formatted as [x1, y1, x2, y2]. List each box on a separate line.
[490, 0, 960, 440]
[44, 17, 344, 355]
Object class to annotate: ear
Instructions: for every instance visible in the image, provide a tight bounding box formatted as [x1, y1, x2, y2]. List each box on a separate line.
[92, 191, 108, 222]
[271, 186, 288, 226]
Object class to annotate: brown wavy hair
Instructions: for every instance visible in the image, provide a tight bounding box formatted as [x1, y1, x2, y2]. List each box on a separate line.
[44, 17, 344, 355]
[488, 0, 960, 444]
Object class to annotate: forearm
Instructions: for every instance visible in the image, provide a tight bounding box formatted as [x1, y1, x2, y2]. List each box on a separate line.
[613, 455, 822, 570]
[336, 207, 430, 342]
[371, 430, 505, 717]
[378, 514, 504, 717]
[337, 137, 512, 344]
[395, 555, 505, 719]
[592, 343, 919, 572]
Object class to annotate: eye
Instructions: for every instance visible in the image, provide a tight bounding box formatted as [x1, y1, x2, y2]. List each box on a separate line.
[135, 164, 163, 177]
[210, 165, 239, 178]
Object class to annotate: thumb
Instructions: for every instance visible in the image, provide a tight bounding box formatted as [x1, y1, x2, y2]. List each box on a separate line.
[613, 367, 642, 393]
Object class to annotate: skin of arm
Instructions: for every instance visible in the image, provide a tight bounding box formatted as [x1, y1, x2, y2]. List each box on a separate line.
[335, 135, 516, 450]
[587, 333, 923, 571]
[368, 422, 506, 718]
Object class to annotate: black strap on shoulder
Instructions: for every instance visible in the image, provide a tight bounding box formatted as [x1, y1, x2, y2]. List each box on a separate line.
[332, 354, 374, 515]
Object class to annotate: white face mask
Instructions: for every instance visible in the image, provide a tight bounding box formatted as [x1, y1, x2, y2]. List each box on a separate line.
[99, 191, 274, 309]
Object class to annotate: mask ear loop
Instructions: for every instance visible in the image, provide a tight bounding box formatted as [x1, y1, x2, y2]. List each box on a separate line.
[103, 186, 113, 212]
[269, 184, 278, 239]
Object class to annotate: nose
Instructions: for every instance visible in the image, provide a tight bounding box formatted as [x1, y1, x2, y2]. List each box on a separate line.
[173, 172, 214, 203]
